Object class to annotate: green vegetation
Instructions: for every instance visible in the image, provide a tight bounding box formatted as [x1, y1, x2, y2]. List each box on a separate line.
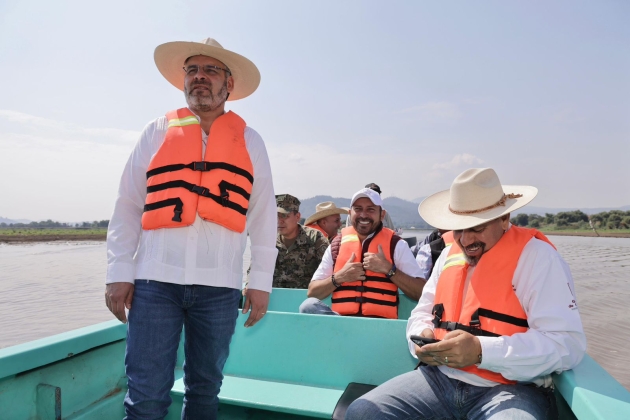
[510, 210, 630, 233]
[0, 228, 107, 236]
[0, 220, 109, 242]
[0, 219, 109, 228]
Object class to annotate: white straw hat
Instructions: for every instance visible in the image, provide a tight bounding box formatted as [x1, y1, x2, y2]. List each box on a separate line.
[418, 168, 537, 230]
[154, 37, 260, 101]
[304, 202, 349, 226]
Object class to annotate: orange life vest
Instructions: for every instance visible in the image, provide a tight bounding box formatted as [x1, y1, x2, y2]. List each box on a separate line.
[432, 226, 555, 384]
[141, 109, 253, 233]
[441, 231, 454, 247]
[306, 223, 328, 238]
[331, 225, 399, 319]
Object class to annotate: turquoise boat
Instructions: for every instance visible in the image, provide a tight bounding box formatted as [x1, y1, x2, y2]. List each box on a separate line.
[1, 288, 629, 419]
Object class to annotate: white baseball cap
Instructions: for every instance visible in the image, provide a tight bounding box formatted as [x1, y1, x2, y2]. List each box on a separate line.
[350, 188, 383, 206]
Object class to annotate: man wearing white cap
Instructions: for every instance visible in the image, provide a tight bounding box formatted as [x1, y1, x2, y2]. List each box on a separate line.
[104, 38, 277, 419]
[304, 201, 349, 240]
[346, 168, 586, 420]
[300, 188, 425, 318]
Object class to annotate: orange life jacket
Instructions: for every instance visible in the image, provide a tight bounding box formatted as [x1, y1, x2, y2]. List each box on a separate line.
[141, 109, 253, 233]
[432, 226, 555, 384]
[441, 231, 454, 247]
[331, 225, 399, 319]
[306, 223, 328, 238]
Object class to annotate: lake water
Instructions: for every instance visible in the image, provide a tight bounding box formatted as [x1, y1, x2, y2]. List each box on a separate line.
[1, 232, 629, 390]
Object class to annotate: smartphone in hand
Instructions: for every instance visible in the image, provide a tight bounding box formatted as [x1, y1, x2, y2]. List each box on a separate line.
[410, 335, 441, 347]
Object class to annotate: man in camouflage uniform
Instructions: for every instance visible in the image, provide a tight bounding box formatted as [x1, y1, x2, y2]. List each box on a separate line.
[274, 194, 329, 289]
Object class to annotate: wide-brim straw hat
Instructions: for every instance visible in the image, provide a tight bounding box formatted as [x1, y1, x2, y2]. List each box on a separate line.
[418, 168, 538, 231]
[154, 37, 260, 101]
[304, 202, 349, 226]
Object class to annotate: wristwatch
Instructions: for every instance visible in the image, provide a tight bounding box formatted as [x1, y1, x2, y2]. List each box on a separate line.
[386, 264, 397, 279]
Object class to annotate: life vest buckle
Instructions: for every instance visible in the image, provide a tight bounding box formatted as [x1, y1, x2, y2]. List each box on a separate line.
[444, 321, 457, 331]
[172, 209, 182, 222]
[193, 161, 210, 171]
[220, 191, 230, 206]
[192, 185, 209, 196]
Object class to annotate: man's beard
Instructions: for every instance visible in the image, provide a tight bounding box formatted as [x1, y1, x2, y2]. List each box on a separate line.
[461, 241, 486, 267]
[352, 215, 380, 235]
[185, 79, 228, 112]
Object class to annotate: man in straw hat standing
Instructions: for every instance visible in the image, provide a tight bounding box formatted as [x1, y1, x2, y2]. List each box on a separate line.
[304, 201, 349, 240]
[104, 38, 277, 419]
[346, 168, 586, 420]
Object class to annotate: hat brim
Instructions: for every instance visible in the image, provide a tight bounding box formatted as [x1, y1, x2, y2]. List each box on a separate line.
[154, 41, 260, 101]
[304, 208, 349, 226]
[418, 185, 538, 230]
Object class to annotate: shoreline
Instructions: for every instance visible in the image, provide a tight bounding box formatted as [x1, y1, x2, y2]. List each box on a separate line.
[2, 230, 630, 244]
[0, 234, 107, 243]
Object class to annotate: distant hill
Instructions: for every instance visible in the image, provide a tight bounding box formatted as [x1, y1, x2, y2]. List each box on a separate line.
[298, 196, 431, 229]
[0, 217, 31, 225]
[514, 205, 630, 216]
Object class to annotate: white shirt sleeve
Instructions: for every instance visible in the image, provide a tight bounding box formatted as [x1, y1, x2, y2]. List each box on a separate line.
[243, 127, 278, 293]
[106, 118, 165, 284]
[415, 243, 433, 280]
[406, 245, 450, 356]
[393, 239, 425, 279]
[477, 239, 586, 381]
[311, 245, 333, 281]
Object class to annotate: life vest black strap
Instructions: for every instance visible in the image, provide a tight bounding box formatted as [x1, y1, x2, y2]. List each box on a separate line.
[146, 161, 254, 184]
[143, 198, 184, 222]
[331, 296, 398, 307]
[334, 285, 398, 296]
[363, 275, 395, 283]
[146, 180, 248, 215]
[432, 303, 528, 337]
[473, 308, 529, 328]
[433, 320, 501, 337]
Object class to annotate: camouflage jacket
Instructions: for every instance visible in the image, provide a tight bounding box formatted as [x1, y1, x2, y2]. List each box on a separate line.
[273, 225, 329, 289]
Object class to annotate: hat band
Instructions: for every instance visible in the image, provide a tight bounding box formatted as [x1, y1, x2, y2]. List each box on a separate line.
[448, 193, 523, 215]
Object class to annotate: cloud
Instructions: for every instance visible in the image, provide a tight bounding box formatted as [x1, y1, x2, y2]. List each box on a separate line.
[432, 153, 484, 170]
[0, 110, 141, 221]
[0, 109, 140, 145]
[399, 101, 462, 122]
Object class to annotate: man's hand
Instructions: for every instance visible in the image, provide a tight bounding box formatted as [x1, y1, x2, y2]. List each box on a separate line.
[363, 245, 392, 274]
[418, 330, 482, 368]
[335, 252, 365, 284]
[242, 288, 269, 328]
[105, 283, 135, 324]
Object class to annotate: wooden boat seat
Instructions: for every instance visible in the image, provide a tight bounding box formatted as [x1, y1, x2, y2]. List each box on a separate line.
[170, 311, 417, 418]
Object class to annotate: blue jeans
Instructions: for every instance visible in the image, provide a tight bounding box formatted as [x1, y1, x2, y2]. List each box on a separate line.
[299, 297, 339, 315]
[345, 365, 556, 420]
[124, 280, 241, 420]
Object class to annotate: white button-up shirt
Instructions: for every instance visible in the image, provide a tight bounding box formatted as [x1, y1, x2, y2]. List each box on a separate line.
[406, 227, 586, 387]
[106, 113, 278, 292]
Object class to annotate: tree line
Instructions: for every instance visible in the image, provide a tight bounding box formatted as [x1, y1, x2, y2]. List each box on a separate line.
[0, 219, 110, 228]
[510, 210, 630, 230]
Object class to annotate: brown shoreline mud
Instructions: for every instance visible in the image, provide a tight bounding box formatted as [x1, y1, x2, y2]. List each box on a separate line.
[0, 234, 107, 243]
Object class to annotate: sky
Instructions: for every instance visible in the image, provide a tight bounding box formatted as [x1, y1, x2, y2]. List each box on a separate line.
[0, 0, 628, 222]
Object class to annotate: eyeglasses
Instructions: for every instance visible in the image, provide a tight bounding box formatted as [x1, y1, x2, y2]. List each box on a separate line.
[183, 64, 231, 77]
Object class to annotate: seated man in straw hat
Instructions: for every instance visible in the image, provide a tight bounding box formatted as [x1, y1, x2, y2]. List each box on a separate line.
[300, 188, 425, 318]
[346, 168, 586, 420]
[104, 38, 277, 419]
[304, 201, 349, 240]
